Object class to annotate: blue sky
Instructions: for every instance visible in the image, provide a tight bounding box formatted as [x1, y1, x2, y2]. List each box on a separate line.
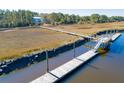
[32, 9, 124, 16]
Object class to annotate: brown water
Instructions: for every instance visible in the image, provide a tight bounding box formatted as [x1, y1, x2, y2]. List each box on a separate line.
[59, 33, 124, 83]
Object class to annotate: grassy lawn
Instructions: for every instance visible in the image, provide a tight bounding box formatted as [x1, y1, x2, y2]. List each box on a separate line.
[0, 28, 77, 61]
[50, 22, 124, 35]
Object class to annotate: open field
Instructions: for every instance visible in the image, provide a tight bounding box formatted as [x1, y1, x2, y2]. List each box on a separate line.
[0, 28, 78, 61]
[50, 22, 124, 35]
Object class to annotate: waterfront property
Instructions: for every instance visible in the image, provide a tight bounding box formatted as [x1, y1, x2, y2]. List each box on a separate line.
[31, 33, 121, 83]
[0, 21, 124, 82]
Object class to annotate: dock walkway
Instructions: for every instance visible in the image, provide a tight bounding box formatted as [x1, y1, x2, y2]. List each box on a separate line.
[41, 26, 94, 39]
[111, 33, 121, 41]
[31, 33, 121, 83]
[31, 50, 97, 83]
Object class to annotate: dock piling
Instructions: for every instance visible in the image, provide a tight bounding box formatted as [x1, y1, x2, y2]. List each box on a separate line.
[73, 42, 76, 58]
[46, 50, 49, 73]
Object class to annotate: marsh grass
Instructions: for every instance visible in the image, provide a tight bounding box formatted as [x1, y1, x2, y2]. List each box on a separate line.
[0, 28, 77, 61]
[1, 21, 124, 61]
[52, 22, 124, 35]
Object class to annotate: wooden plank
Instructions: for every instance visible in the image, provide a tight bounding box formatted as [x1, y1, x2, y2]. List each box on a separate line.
[77, 50, 97, 61]
[30, 72, 58, 83]
[111, 33, 121, 41]
[50, 59, 83, 78]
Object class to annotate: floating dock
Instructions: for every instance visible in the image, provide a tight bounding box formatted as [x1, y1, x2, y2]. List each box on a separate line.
[111, 33, 121, 41]
[31, 50, 98, 83]
[31, 33, 121, 83]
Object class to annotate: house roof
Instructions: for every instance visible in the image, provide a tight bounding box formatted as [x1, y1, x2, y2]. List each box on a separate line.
[32, 17, 41, 19]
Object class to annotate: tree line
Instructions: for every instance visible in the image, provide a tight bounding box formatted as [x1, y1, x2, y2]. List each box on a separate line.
[0, 9, 38, 28]
[41, 13, 124, 25]
[0, 9, 124, 28]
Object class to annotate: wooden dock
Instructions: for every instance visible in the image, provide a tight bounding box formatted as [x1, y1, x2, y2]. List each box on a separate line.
[41, 26, 94, 39]
[111, 33, 121, 41]
[31, 50, 98, 83]
[31, 33, 121, 83]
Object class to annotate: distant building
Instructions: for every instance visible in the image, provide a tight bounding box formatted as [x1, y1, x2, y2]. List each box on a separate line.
[32, 17, 43, 25]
